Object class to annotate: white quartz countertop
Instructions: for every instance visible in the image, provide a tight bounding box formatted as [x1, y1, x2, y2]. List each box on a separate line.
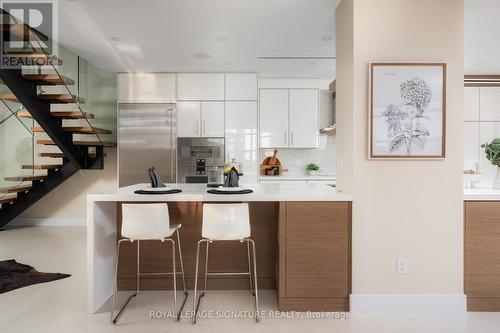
[259, 174, 336, 181]
[464, 187, 500, 201]
[88, 183, 351, 202]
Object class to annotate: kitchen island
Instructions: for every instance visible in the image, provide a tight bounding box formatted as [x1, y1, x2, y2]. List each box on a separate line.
[87, 183, 352, 314]
[464, 187, 500, 311]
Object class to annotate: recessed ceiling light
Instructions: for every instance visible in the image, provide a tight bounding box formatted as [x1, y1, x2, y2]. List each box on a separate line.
[322, 35, 333, 41]
[216, 36, 227, 42]
[110, 36, 123, 42]
[194, 52, 211, 59]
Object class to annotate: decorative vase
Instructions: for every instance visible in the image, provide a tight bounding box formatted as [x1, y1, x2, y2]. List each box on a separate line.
[494, 167, 500, 189]
[308, 170, 317, 176]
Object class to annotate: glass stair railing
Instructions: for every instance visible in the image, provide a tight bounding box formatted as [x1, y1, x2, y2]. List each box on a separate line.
[1, 9, 117, 165]
[0, 85, 34, 207]
[0, 8, 117, 224]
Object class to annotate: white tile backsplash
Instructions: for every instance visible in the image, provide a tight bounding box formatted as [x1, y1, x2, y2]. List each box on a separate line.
[464, 122, 479, 172]
[464, 87, 500, 184]
[464, 87, 479, 121]
[479, 87, 500, 121]
[259, 135, 336, 176]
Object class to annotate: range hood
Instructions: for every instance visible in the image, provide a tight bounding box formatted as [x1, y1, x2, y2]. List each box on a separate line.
[320, 124, 336, 134]
[320, 80, 336, 135]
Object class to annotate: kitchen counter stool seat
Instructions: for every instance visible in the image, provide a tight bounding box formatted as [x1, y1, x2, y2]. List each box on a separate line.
[111, 203, 188, 324]
[192, 203, 260, 324]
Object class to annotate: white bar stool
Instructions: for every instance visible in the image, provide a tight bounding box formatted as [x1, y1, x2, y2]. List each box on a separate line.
[192, 203, 260, 324]
[111, 203, 188, 324]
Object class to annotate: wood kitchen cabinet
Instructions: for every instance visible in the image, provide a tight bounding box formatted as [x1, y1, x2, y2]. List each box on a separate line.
[259, 88, 319, 149]
[177, 101, 224, 137]
[465, 201, 500, 311]
[277, 201, 351, 311]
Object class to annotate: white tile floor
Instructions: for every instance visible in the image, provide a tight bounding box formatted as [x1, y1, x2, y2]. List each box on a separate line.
[1, 226, 500, 333]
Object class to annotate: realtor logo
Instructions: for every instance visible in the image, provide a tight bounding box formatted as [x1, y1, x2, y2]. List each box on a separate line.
[0, 0, 58, 68]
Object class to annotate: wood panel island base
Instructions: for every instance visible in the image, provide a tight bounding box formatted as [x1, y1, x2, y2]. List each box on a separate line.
[87, 183, 352, 314]
[464, 199, 500, 312]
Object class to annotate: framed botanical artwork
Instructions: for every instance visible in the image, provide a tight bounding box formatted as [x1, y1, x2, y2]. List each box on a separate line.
[369, 62, 446, 159]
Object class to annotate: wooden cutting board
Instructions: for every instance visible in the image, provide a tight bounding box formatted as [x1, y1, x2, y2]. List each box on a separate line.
[262, 149, 281, 165]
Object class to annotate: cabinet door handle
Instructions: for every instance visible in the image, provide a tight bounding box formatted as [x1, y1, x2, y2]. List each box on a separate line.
[202, 120, 206, 136]
[291, 132, 294, 145]
[195, 120, 199, 136]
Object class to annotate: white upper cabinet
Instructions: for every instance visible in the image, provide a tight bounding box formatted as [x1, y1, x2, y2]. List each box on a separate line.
[118, 73, 176, 102]
[259, 89, 289, 148]
[289, 90, 319, 148]
[259, 88, 319, 148]
[177, 73, 225, 101]
[178, 101, 224, 137]
[225, 73, 258, 101]
[201, 102, 225, 137]
[464, 87, 479, 121]
[177, 102, 201, 137]
[480, 87, 500, 121]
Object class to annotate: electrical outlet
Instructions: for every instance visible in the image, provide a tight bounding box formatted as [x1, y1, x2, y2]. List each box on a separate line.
[397, 258, 408, 274]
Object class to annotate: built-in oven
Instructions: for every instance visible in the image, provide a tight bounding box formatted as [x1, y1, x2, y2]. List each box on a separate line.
[177, 138, 225, 183]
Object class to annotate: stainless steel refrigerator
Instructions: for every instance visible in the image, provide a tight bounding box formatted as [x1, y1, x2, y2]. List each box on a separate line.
[118, 103, 176, 187]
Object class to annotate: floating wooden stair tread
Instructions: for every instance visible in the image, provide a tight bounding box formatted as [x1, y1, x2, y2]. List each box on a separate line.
[37, 139, 115, 147]
[0, 93, 19, 102]
[38, 152, 64, 158]
[38, 94, 84, 103]
[23, 73, 73, 85]
[38, 151, 96, 158]
[0, 197, 15, 205]
[4, 52, 62, 65]
[0, 23, 47, 41]
[17, 111, 95, 119]
[0, 185, 31, 194]
[4, 175, 47, 182]
[22, 164, 62, 170]
[32, 126, 112, 134]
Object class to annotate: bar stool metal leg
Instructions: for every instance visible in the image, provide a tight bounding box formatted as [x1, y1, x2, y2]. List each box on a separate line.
[111, 239, 137, 324]
[203, 240, 209, 294]
[175, 229, 189, 321]
[136, 240, 140, 295]
[166, 238, 177, 318]
[192, 239, 207, 324]
[249, 239, 260, 323]
[247, 241, 254, 295]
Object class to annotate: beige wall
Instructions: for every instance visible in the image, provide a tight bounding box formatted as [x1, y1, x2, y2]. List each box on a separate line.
[18, 148, 117, 223]
[336, 0, 464, 295]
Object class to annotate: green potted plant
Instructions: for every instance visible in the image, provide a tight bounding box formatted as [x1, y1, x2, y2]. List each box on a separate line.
[481, 139, 500, 189]
[306, 163, 320, 176]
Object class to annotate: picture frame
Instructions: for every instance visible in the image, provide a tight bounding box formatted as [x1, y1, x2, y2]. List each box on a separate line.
[368, 62, 447, 159]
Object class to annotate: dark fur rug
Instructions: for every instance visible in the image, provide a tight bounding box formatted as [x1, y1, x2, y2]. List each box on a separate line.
[0, 259, 70, 293]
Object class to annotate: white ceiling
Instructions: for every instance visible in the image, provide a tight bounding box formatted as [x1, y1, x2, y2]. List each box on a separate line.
[465, 0, 500, 74]
[57, 0, 339, 78]
[53, 0, 498, 77]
